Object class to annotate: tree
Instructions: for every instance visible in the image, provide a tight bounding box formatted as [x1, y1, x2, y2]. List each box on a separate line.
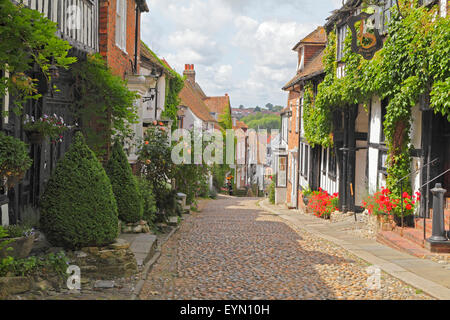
[265, 103, 274, 111]
[272, 105, 283, 112]
[254, 106, 261, 112]
[239, 105, 244, 110]
[39, 132, 119, 249]
[105, 141, 143, 223]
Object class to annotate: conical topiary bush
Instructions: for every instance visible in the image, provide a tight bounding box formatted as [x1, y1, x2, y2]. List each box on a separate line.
[39, 132, 119, 249]
[105, 141, 143, 223]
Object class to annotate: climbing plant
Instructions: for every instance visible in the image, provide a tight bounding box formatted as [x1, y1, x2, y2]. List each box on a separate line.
[141, 42, 185, 126]
[0, 0, 76, 114]
[303, 0, 450, 197]
[71, 54, 139, 159]
[162, 72, 184, 127]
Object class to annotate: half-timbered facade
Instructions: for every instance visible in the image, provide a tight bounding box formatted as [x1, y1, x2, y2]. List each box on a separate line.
[1, 0, 100, 226]
[324, 0, 449, 216]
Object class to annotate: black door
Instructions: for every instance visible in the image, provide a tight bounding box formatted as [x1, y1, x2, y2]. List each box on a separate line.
[7, 69, 75, 225]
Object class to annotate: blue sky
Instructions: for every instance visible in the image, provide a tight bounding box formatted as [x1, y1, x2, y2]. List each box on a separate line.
[141, 0, 342, 109]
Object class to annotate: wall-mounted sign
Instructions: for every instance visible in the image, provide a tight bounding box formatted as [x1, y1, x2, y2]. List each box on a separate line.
[347, 11, 383, 60]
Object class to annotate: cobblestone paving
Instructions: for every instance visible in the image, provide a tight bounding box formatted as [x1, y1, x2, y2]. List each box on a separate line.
[140, 196, 433, 300]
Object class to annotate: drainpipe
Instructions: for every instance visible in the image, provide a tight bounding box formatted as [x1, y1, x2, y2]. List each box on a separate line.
[154, 83, 158, 120]
[134, 4, 139, 74]
[296, 90, 302, 210]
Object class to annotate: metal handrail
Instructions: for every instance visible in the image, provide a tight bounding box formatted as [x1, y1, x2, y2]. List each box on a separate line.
[393, 158, 439, 185]
[393, 158, 439, 230]
[419, 168, 450, 240]
[419, 169, 450, 190]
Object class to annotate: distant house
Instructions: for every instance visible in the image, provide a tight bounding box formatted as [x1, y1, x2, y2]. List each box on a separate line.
[233, 118, 249, 190]
[282, 26, 327, 209]
[140, 42, 173, 124]
[177, 65, 217, 131]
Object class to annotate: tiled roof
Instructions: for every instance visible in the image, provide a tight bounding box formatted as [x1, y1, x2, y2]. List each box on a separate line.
[192, 81, 207, 99]
[292, 26, 327, 50]
[179, 80, 216, 123]
[233, 120, 248, 130]
[282, 49, 325, 90]
[140, 42, 167, 71]
[203, 95, 230, 117]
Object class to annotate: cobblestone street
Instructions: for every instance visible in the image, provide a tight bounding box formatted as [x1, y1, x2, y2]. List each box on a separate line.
[139, 196, 432, 300]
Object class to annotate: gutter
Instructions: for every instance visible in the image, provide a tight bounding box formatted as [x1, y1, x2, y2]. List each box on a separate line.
[134, 5, 139, 73]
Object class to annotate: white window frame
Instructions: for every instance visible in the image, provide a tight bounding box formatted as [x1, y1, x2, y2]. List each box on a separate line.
[115, 0, 127, 52]
[336, 24, 347, 61]
[299, 97, 304, 137]
[298, 47, 305, 71]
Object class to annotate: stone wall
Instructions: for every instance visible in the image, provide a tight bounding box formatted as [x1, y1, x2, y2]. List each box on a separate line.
[68, 239, 137, 280]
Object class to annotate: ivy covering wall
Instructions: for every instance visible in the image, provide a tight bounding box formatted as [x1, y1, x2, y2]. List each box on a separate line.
[302, 0, 450, 196]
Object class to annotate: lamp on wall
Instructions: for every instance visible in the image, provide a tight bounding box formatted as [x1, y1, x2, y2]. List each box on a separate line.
[142, 87, 156, 103]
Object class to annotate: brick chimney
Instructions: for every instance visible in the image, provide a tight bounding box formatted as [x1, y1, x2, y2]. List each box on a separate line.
[183, 64, 196, 84]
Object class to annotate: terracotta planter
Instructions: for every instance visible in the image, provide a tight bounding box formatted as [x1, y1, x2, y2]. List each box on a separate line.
[377, 215, 394, 231]
[0, 235, 35, 259]
[25, 130, 46, 144]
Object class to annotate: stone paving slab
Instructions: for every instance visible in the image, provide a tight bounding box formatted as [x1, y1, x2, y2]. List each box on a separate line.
[119, 233, 157, 267]
[260, 200, 450, 300]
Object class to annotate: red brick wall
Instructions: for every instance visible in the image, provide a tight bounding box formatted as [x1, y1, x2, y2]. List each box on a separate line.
[303, 44, 325, 67]
[286, 87, 301, 206]
[99, 0, 141, 79]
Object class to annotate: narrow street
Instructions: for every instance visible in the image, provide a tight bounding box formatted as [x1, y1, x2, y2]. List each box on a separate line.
[139, 196, 432, 300]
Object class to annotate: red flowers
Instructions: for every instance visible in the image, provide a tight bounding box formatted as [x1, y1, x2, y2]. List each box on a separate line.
[308, 189, 339, 219]
[363, 187, 419, 217]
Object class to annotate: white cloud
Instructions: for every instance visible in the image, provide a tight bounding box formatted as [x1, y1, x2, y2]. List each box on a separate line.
[230, 16, 315, 106]
[141, 0, 340, 107]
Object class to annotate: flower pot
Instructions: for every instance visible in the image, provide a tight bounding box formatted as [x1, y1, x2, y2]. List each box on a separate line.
[25, 131, 46, 145]
[6, 172, 25, 188]
[0, 235, 35, 259]
[303, 196, 309, 206]
[377, 215, 394, 231]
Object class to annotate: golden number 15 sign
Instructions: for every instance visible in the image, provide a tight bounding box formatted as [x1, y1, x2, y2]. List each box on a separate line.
[347, 11, 383, 60]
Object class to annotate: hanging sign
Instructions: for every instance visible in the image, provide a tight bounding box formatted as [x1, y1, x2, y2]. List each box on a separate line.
[347, 11, 383, 60]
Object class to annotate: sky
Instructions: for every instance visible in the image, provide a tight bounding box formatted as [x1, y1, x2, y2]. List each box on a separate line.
[141, 0, 342, 109]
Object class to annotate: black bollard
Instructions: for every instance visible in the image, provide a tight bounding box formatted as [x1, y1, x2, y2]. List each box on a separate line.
[428, 183, 448, 242]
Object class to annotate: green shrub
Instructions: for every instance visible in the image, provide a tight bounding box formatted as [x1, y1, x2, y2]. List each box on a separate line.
[209, 187, 218, 199]
[105, 142, 143, 223]
[0, 132, 32, 178]
[4, 224, 34, 238]
[39, 132, 119, 249]
[157, 187, 182, 218]
[0, 251, 69, 278]
[136, 176, 157, 228]
[269, 181, 275, 204]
